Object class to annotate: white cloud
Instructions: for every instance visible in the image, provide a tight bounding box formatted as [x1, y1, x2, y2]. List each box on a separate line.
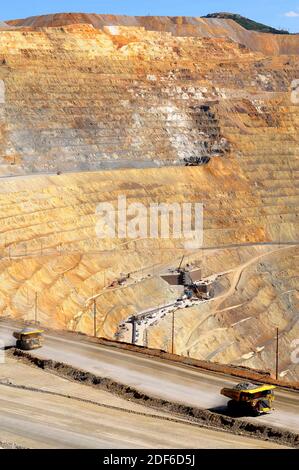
[285, 11, 299, 17]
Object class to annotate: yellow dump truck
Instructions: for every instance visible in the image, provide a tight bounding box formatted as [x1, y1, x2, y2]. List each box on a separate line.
[13, 328, 44, 351]
[221, 382, 276, 416]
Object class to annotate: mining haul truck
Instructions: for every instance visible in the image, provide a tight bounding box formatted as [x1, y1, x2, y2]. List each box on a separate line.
[13, 328, 44, 351]
[221, 382, 276, 416]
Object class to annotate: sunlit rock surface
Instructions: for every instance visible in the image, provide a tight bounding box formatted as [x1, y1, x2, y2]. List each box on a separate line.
[0, 14, 298, 381]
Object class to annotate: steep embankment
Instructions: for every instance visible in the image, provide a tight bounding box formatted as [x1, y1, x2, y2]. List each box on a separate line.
[0, 15, 298, 381]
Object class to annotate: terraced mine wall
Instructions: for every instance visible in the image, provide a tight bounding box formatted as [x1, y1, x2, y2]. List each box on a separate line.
[0, 24, 235, 175]
[0, 16, 298, 381]
[0, 21, 298, 176]
[7, 14, 299, 55]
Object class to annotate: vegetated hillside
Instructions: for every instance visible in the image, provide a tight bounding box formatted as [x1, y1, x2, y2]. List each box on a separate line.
[0, 15, 298, 381]
[203, 12, 290, 35]
[0, 21, 299, 176]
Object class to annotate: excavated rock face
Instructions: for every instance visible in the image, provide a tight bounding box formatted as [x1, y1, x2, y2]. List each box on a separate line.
[0, 15, 298, 381]
[0, 21, 298, 175]
[0, 24, 242, 175]
[7, 14, 299, 55]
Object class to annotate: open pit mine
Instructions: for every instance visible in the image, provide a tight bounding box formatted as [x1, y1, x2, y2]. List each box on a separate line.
[0, 12, 298, 395]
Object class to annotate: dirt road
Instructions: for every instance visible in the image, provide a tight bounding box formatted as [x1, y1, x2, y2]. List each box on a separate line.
[0, 323, 298, 436]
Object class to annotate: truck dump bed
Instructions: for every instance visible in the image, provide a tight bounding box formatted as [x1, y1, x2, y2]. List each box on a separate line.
[221, 384, 276, 401]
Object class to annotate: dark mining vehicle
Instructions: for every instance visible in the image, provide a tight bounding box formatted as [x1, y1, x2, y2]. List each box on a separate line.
[221, 382, 276, 416]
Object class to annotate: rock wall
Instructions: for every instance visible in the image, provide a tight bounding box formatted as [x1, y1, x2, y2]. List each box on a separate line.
[0, 22, 298, 177]
[7, 14, 299, 55]
[0, 15, 298, 381]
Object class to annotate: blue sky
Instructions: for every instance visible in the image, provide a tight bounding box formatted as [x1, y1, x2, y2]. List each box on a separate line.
[1, 1, 299, 33]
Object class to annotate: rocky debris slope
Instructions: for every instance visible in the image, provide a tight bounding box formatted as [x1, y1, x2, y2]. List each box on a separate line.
[203, 13, 290, 34]
[0, 21, 12, 30]
[0, 15, 298, 381]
